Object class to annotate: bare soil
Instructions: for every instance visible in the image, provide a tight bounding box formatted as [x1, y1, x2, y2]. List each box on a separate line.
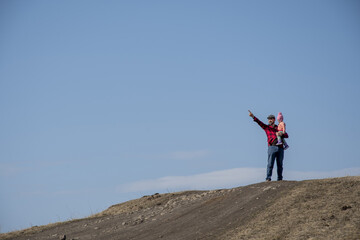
[1, 176, 359, 240]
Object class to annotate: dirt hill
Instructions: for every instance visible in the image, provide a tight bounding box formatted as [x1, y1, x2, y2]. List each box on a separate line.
[1, 176, 359, 240]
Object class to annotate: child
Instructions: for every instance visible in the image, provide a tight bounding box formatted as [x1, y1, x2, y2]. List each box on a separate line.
[276, 112, 289, 150]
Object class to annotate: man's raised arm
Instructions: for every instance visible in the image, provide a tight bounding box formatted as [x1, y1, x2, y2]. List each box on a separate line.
[248, 110, 267, 130]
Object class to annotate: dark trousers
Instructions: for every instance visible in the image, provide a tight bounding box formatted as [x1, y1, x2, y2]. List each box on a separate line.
[266, 146, 284, 181]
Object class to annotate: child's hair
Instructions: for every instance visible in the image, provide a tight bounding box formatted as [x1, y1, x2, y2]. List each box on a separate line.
[277, 112, 283, 122]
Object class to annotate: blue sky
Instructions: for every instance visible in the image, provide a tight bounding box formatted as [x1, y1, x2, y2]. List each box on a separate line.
[1, 0, 360, 233]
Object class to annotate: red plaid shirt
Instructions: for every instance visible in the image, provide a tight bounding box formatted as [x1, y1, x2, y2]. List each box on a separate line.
[253, 116, 289, 146]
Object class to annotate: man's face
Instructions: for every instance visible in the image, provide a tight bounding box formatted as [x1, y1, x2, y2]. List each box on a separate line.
[268, 118, 275, 125]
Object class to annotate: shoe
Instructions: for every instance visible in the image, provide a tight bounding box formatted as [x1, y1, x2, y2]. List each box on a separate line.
[266, 179, 271, 182]
[276, 142, 283, 146]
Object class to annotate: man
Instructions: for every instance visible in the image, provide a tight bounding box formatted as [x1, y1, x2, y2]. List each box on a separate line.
[248, 110, 289, 182]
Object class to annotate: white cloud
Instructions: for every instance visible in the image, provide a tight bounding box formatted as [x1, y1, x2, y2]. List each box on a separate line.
[117, 168, 265, 193]
[117, 167, 360, 193]
[286, 168, 360, 180]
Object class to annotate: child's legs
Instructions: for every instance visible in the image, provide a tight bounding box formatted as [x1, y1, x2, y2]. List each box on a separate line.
[277, 131, 284, 142]
[282, 138, 288, 147]
[278, 133, 288, 147]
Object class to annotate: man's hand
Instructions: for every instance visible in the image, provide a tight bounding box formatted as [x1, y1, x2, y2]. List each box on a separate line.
[248, 110, 254, 118]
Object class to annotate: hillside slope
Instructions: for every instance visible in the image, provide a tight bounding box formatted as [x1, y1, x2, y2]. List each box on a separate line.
[1, 176, 359, 240]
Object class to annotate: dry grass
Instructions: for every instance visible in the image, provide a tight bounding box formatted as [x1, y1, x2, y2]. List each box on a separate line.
[224, 176, 360, 240]
[93, 190, 204, 217]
